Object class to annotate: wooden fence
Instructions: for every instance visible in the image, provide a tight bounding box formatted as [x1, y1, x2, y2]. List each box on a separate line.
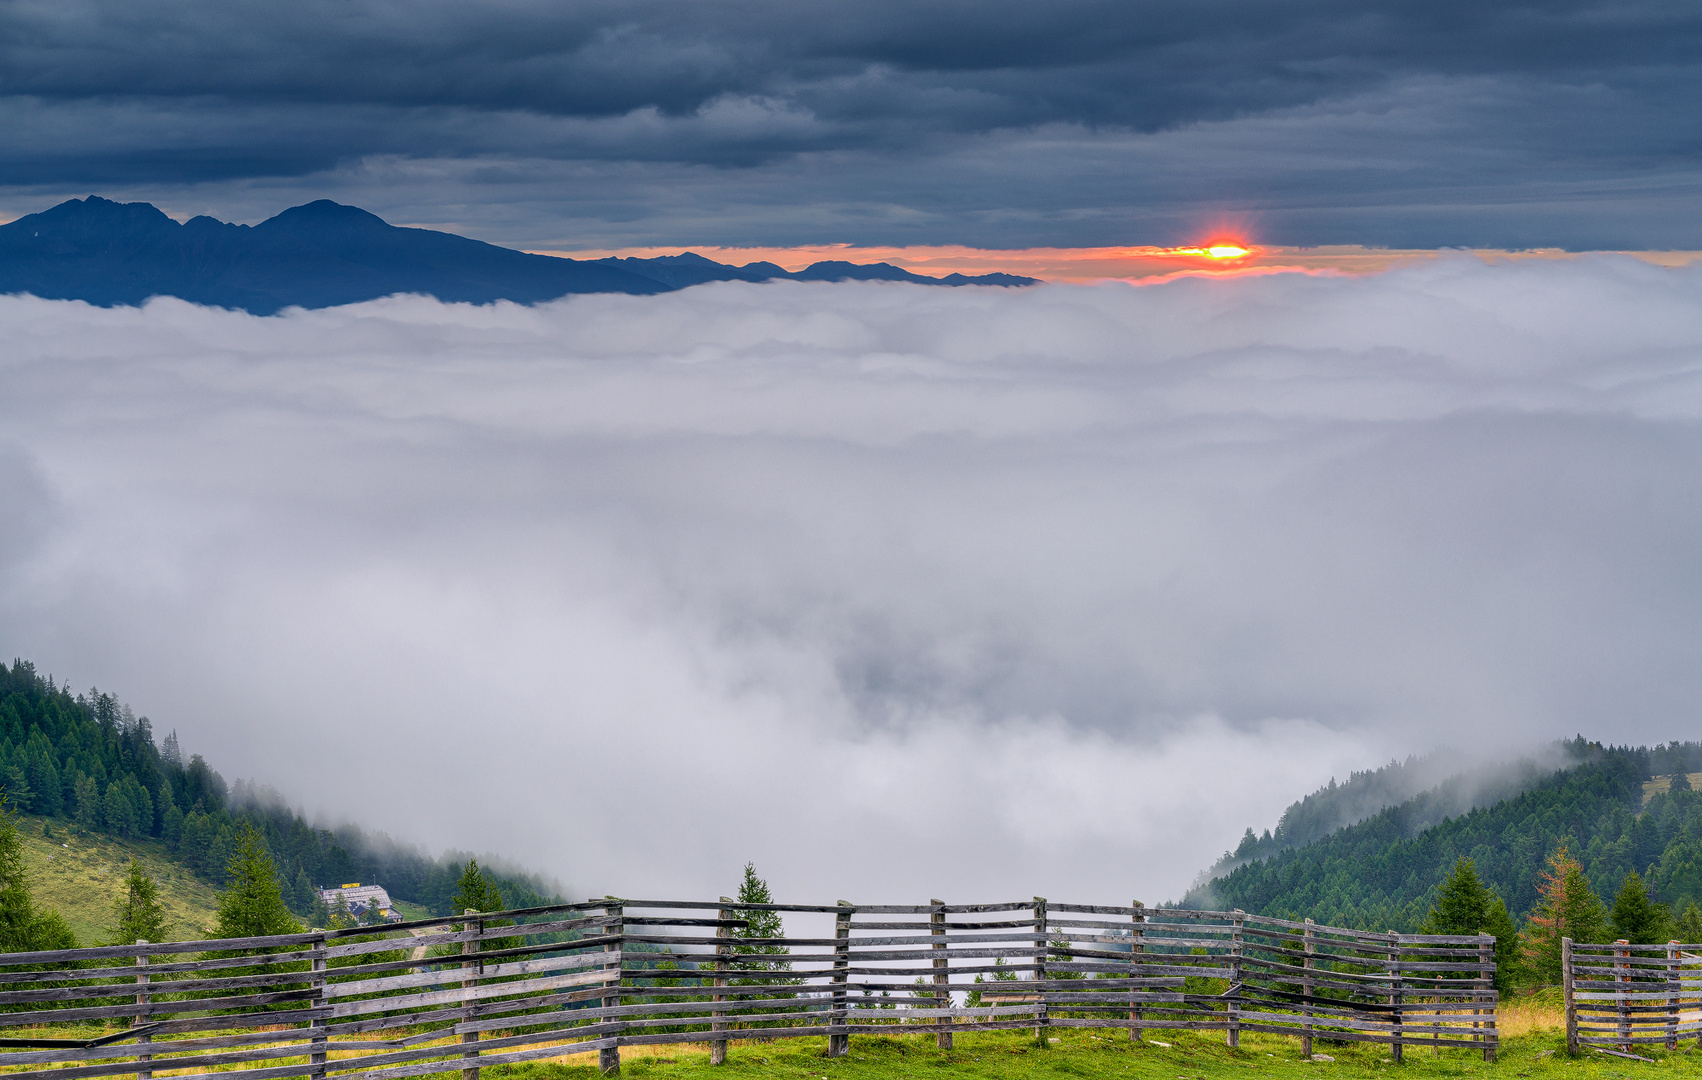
[1561, 937, 1702, 1054]
[0, 899, 1497, 1079]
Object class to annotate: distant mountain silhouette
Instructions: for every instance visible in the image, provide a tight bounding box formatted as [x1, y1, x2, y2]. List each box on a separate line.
[0, 197, 1035, 313]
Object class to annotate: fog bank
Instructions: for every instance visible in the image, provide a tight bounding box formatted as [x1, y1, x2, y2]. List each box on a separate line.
[3, 255, 1699, 902]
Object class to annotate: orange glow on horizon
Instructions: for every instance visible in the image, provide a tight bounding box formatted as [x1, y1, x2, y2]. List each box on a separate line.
[1116, 241, 1257, 261]
[531, 242, 1702, 285]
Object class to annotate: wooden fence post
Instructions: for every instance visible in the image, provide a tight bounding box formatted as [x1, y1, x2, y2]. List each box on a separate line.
[712, 900, 732, 1065]
[1616, 939, 1631, 1052]
[1562, 937, 1578, 1055]
[1668, 940, 1681, 1051]
[1129, 901, 1145, 1043]
[1226, 911, 1243, 1048]
[601, 900, 623, 1077]
[310, 932, 328, 1080]
[1390, 933, 1403, 1064]
[1479, 933, 1496, 1061]
[462, 911, 482, 1080]
[134, 941, 151, 1080]
[1300, 920, 1314, 1058]
[1033, 897, 1048, 1043]
[931, 899, 952, 1050]
[829, 902, 850, 1058]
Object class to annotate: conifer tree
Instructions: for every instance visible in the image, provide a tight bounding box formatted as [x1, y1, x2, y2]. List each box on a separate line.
[1677, 901, 1702, 944]
[1609, 870, 1671, 944]
[732, 862, 788, 961]
[308, 891, 332, 929]
[288, 867, 314, 915]
[1672, 772, 1693, 792]
[213, 824, 301, 939]
[109, 860, 171, 945]
[327, 894, 356, 930]
[1522, 844, 1609, 983]
[452, 859, 505, 914]
[1422, 857, 1521, 991]
[450, 859, 522, 954]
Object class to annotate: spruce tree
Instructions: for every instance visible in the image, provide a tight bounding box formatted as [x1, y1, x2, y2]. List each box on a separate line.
[1424, 858, 1491, 934]
[309, 891, 332, 930]
[451, 859, 521, 953]
[1609, 871, 1671, 944]
[451, 859, 506, 913]
[109, 860, 171, 945]
[1522, 844, 1609, 983]
[1672, 772, 1693, 793]
[1423, 857, 1522, 991]
[1677, 901, 1702, 944]
[213, 824, 301, 939]
[731, 862, 792, 974]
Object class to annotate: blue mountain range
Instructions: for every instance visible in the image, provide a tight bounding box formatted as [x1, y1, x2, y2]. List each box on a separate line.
[0, 197, 1035, 314]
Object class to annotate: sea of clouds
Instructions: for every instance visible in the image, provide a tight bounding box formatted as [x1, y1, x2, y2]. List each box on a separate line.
[3, 254, 1700, 904]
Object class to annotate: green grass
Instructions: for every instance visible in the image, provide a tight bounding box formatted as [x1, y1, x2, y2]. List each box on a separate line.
[1, 1000, 1683, 1080]
[479, 1027, 1702, 1080]
[14, 813, 220, 946]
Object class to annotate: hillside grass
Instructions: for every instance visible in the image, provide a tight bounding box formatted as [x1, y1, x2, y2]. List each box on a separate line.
[0, 988, 1670, 1080]
[0, 1022, 1677, 1080]
[485, 1025, 1694, 1080]
[13, 812, 220, 946]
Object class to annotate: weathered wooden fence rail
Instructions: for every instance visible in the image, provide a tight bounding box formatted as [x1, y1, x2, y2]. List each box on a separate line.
[1561, 937, 1702, 1054]
[0, 900, 1497, 1079]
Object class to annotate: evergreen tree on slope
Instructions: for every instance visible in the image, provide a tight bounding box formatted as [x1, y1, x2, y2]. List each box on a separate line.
[214, 824, 302, 939]
[1422, 857, 1520, 991]
[1522, 844, 1608, 984]
[1609, 870, 1671, 944]
[109, 860, 172, 945]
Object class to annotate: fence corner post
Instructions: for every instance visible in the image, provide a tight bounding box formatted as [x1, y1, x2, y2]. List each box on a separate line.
[712, 898, 732, 1065]
[310, 931, 328, 1080]
[931, 899, 952, 1050]
[1226, 910, 1243, 1049]
[1479, 932, 1496, 1062]
[829, 901, 851, 1058]
[1615, 938, 1632, 1053]
[1389, 931, 1403, 1064]
[134, 939, 152, 1080]
[1667, 940, 1681, 1051]
[600, 899, 623, 1077]
[462, 910, 483, 1080]
[1562, 936, 1578, 1056]
[1129, 901, 1145, 1044]
[1301, 919, 1314, 1059]
[1033, 897, 1048, 1045]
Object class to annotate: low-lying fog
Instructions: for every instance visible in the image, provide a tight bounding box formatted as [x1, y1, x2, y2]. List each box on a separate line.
[3, 254, 1699, 903]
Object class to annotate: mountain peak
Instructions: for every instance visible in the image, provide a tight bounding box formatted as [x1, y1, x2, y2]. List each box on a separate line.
[256, 200, 393, 235]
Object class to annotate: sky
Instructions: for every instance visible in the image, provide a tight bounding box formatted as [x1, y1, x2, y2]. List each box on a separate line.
[2, 0, 1702, 251]
[5, 256, 1702, 904]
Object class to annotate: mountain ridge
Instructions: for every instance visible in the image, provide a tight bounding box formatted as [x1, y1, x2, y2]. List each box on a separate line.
[0, 196, 1036, 314]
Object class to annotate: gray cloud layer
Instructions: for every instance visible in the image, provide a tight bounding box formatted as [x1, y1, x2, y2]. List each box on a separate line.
[2, 1, 1700, 247]
[2, 258, 1700, 902]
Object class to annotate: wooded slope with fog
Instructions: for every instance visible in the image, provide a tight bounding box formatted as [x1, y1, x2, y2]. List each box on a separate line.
[0, 658, 562, 919]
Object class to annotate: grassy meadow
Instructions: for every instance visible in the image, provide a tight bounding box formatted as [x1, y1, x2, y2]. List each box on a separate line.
[13, 811, 220, 945]
[2, 994, 1686, 1080]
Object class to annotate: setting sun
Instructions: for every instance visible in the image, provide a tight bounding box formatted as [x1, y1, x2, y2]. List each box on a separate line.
[1205, 243, 1250, 259]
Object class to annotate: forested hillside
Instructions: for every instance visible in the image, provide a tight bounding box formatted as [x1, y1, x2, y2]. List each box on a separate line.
[1205, 746, 1580, 876]
[1188, 739, 1702, 932]
[0, 658, 562, 919]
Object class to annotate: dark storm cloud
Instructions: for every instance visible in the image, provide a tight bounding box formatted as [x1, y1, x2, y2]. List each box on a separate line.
[3, 4, 1702, 260]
